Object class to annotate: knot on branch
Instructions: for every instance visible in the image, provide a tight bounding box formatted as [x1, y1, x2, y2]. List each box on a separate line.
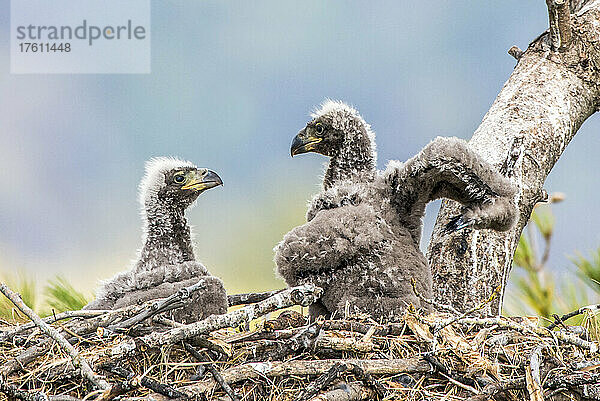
[508, 45, 524, 60]
[291, 285, 323, 307]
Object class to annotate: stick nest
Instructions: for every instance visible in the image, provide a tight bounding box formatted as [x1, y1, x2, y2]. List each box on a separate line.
[1, 302, 600, 400]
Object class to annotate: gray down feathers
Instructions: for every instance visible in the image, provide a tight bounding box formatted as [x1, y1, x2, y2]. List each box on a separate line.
[84, 157, 227, 323]
[275, 100, 517, 321]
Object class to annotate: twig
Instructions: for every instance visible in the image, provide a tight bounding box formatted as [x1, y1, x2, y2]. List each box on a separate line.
[99, 362, 186, 399]
[526, 346, 545, 401]
[545, 371, 600, 389]
[345, 364, 386, 399]
[546, 0, 573, 51]
[107, 278, 209, 331]
[0, 374, 49, 401]
[547, 304, 600, 330]
[0, 310, 108, 343]
[184, 343, 240, 401]
[230, 319, 395, 344]
[455, 317, 599, 353]
[227, 289, 283, 307]
[0, 282, 109, 390]
[152, 315, 184, 328]
[315, 334, 375, 353]
[108, 284, 323, 358]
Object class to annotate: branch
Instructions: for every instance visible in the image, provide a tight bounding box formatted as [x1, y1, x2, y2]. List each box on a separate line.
[547, 304, 600, 330]
[525, 346, 544, 401]
[182, 358, 430, 396]
[465, 378, 526, 401]
[547, 0, 573, 50]
[227, 289, 283, 307]
[0, 282, 109, 390]
[99, 362, 186, 399]
[456, 317, 598, 353]
[508, 45, 525, 60]
[428, 0, 600, 315]
[108, 284, 323, 358]
[184, 343, 240, 401]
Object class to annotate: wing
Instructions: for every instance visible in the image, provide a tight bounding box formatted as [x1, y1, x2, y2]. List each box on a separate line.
[382, 137, 517, 238]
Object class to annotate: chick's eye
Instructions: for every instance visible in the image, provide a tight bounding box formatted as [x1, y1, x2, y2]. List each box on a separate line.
[174, 174, 185, 184]
[315, 123, 324, 135]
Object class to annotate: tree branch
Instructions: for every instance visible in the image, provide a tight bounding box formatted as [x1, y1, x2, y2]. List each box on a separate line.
[181, 358, 430, 396]
[227, 289, 283, 307]
[428, 1, 600, 315]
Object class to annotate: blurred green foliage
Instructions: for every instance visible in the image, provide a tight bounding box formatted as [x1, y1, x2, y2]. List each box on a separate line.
[0, 272, 37, 321]
[572, 248, 600, 294]
[0, 272, 90, 321]
[42, 276, 89, 315]
[506, 197, 599, 330]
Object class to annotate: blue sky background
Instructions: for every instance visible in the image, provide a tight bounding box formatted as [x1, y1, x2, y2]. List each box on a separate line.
[0, 1, 598, 300]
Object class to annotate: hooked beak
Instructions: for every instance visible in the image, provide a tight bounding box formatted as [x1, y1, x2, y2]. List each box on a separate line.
[181, 169, 223, 192]
[290, 129, 323, 157]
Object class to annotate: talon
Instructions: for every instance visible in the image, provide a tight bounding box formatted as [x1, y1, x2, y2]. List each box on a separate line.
[444, 215, 473, 233]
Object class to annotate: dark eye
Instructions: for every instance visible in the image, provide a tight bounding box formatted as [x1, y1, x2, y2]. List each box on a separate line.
[173, 174, 185, 184]
[315, 123, 324, 135]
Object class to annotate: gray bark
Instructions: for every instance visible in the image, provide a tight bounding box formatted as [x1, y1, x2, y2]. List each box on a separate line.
[428, 1, 600, 315]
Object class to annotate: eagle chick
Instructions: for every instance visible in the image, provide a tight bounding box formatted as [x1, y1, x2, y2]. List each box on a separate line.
[84, 157, 227, 323]
[275, 100, 517, 321]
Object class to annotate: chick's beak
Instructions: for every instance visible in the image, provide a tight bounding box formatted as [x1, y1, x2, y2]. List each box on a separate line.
[291, 128, 322, 157]
[181, 169, 223, 192]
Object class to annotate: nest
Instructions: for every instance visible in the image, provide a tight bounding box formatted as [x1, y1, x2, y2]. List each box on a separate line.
[1, 284, 600, 401]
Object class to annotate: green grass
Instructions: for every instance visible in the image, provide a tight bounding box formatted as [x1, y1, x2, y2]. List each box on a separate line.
[0, 272, 90, 321]
[0, 272, 37, 321]
[42, 276, 90, 315]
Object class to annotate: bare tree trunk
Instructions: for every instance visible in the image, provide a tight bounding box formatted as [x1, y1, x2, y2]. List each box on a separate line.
[428, 0, 600, 316]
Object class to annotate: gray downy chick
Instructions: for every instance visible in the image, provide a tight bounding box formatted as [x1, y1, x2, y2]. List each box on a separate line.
[275, 100, 517, 321]
[84, 157, 228, 323]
